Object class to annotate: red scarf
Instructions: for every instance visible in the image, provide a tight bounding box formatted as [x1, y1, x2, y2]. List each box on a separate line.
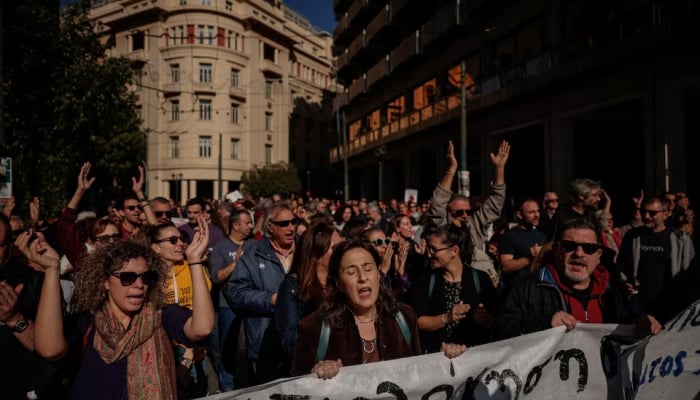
[93, 301, 176, 400]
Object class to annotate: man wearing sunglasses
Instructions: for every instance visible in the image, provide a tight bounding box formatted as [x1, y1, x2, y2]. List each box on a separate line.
[494, 218, 634, 340]
[617, 196, 694, 321]
[229, 204, 297, 385]
[427, 140, 510, 288]
[151, 196, 175, 224]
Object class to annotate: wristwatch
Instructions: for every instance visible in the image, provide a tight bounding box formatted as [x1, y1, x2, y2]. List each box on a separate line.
[11, 319, 29, 333]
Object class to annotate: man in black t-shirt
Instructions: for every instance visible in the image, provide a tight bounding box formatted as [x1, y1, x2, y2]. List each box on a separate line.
[618, 196, 695, 321]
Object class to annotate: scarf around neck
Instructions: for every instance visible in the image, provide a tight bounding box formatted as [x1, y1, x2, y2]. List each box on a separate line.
[93, 301, 176, 400]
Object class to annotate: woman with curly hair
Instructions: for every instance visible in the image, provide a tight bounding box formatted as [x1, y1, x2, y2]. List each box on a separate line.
[290, 239, 466, 379]
[27, 220, 214, 400]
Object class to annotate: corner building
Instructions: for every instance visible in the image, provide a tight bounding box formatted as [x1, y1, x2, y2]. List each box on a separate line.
[91, 0, 334, 200]
[332, 0, 699, 209]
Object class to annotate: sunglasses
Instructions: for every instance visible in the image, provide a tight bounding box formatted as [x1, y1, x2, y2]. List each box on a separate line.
[154, 211, 173, 219]
[111, 270, 159, 286]
[156, 235, 184, 245]
[96, 234, 121, 244]
[450, 209, 473, 217]
[557, 240, 601, 255]
[370, 238, 391, 246]
[641, 209, 663, 217]
[270, 219, 297, 227]
[125, 205, 140, 211]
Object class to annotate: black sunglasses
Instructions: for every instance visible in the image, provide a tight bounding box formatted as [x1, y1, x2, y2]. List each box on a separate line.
[450, 209, 473, 217]
[125, 205, 140, 211]
[156, 235, 184, 245]
[557, 240, 601, 255]
[370, 238, 391, 246]
[154, 211, 173, 219]
[96, 234, 121, 244]
[270, 219, 297, 227]
[111, 270, 159, 286]
[641, 209, 663, 217]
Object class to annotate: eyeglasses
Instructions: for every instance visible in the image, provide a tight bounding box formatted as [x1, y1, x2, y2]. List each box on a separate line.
[156, 235, 184, 245]
[269, 219, 297, 227]
[370, 238, 391, 246]
[154, 211, 173, 219]
[450, 209, 473, 218]
[426, 246, 452, 255]
[125, 205, 140, 211]
[557, 240, 601, 255]
[111, 270, 159, 286]
[641, 209, 663, 217]
[96, 234, 121, 244]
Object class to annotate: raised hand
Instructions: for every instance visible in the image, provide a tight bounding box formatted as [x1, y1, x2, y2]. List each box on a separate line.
[77, 162, 96, 192]
[15, 231, 60, 271]
[489, 140, 511, 168]
[29, 197, 41, 225]
[132, 164, 145, 196]
[185, 215, 210, 263]
[0, 282, 23, 324]
[379, 241, 394, 275]
[1, 196, 15, 217]
[394, 241, 409, 276]
[446, 140, 458, 173]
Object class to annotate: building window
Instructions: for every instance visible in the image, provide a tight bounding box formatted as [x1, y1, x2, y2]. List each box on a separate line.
[199, 63, 212, 83]
[179, 0, 186, 5]
[230, 138, 239, 159]
[132, 31, 145, 51]
[265, 112, 273, 131]
[170, 64, 180, 83]
[263, 43, 275, 62]
[265, 81, 272, 99]
[225, 1, 233, 11]
[230, 68, 239, 87]
[265, 144, 272, 165]
[201, 0, 211, 5]
[171, 100, 180, 121]
[230, 103, 239, 123]
[199, 136, 212, 158]
[198, 25, 205, 44]
[199, 99, 212, 120]
[171, 136, 180, 158]
[207, 26, 215, 45]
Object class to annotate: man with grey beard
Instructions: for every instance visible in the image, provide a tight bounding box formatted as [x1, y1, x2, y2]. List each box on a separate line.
[493, 218, 635, 340]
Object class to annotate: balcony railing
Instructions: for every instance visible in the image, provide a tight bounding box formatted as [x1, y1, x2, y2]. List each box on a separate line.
[348, 74, 367, 100]
[366, 5, 390, 42]
[421, 0, 459, 48]
[366, 55, 390, 88]
[347, 0, 369, 26]
[390, 0, 410, 19]
[390, 30, 420, 70]
[347, 29, 367, 60]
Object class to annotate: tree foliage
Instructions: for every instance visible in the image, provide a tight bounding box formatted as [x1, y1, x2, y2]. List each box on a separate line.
[1, 0, 145, 216]
[241, 163, 302, 198]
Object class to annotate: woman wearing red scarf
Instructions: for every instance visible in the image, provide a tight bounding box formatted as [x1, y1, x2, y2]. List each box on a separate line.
[25, 216, 214, 400]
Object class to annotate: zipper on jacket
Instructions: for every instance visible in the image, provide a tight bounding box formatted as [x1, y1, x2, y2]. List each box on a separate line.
[584, 310, 589, 322]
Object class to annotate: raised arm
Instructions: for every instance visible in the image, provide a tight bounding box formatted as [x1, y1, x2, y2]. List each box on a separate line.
[19, 232, 67, 361]
[439, 140, 458, 190]
[489, 140, 510, 186]
[182, 215, 215, 341]
[67, 162, 96, 210]
[132, 165, 157, 226]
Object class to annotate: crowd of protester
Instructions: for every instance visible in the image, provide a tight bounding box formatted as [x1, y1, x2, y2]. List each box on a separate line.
[1, 142, 699, 399]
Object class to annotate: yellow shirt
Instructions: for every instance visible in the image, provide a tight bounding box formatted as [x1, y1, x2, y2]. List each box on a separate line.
[164, 261, 212, 310]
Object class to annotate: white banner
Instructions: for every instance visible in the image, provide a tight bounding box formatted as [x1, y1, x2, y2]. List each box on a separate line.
[203, 301, 700, 399]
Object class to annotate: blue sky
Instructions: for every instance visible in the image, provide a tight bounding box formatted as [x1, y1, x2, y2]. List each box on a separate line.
[284, 0, 336, 33]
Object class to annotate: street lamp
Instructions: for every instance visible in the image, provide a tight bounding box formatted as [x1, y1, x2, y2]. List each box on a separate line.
[171, 173, 183, 205]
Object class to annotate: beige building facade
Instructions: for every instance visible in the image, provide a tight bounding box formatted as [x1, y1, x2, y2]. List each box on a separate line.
[91, 0, 334, 201]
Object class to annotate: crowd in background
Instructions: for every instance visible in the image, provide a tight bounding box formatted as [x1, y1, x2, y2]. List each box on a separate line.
[1, 142, 699, 399]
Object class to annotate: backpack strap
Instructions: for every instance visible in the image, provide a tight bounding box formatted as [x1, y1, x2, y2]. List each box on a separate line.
[317, 312, 412, 361]
[394, 311, 411, 345]
[317, 319, 331, 362]
[428, 273, 436, 298]
[472, 268, 481, 295]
